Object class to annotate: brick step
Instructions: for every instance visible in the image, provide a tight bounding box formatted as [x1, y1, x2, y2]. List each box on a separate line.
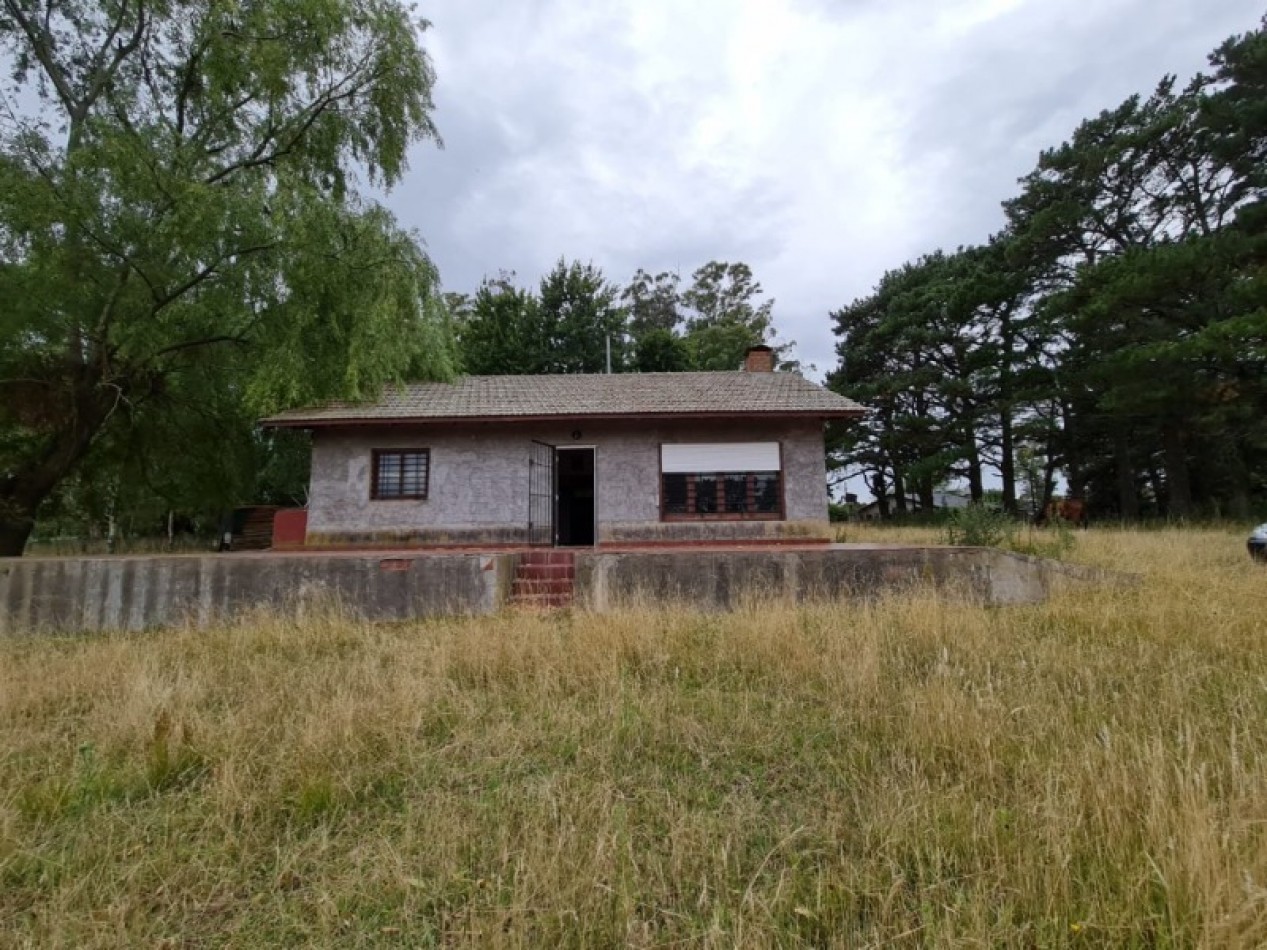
[509, 592, 574, 609]
[512, 578, 573, 597]
[516, 563, 575, 580]
[511, 552, 576, 609]
[518, 551, 575, 566]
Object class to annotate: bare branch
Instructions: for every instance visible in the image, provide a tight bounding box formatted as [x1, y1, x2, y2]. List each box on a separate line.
[79, 1, 148, 120]
[148, 334, 250, 359]
[150, 242, 278, 314]
[204, 50, 383, 185]
[2, 0, 78, 115]
[174, 33, 216, 139]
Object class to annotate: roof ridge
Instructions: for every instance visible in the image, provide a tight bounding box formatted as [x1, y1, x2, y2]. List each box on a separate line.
[261, 370, 865, 427]
[435, 370, 755, 381]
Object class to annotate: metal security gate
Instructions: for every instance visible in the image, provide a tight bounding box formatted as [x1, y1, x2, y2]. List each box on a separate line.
[528, 440, 555, 546]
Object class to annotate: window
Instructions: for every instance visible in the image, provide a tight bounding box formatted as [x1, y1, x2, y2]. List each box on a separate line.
[663, 473, 690, 514]
[724, 474, 747, 513]
[753, 472, 780, 513]
[371, 449, 430, 500]
[659, 471, 783, 518]
[659, 443, 783, 520]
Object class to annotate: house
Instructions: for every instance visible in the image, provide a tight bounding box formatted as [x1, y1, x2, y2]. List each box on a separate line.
[854, 490, 973, 522]
[261, 346, 865, 548]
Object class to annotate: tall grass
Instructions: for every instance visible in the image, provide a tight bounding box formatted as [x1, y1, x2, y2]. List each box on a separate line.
[1, 528, 1265, 946]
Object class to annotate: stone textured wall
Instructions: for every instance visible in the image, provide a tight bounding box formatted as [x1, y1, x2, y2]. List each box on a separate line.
[308, 426, 534, 545]
[306, 418, 832, 545]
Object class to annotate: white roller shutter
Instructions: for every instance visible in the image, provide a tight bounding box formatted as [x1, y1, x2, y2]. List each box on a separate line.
[661, 442, 780, 474]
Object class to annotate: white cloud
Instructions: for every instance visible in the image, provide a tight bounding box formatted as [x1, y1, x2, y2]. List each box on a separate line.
[393, 0, 1264, 375]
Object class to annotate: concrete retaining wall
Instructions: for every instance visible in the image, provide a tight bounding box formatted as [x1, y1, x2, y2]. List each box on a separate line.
[574, 546, 1105, 610]
[0, 553, 514, 634]
[0, 546, 1110, 635]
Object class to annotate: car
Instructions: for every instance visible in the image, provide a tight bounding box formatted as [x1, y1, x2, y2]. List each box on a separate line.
[1250, 524, 1267, 563]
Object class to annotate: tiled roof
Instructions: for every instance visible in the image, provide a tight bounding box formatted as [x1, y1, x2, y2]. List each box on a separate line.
[261, 372, 865, 426]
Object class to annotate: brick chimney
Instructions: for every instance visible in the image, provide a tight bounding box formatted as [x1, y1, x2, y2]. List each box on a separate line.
[743, 345, 775, 373]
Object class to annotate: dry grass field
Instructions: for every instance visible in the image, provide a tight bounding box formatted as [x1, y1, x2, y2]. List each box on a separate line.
[2, 528, 1266, 947]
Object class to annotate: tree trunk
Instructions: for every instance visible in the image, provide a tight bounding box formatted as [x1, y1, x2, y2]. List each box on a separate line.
[1215, 430, 1251, 521]
[1058, 397, 1085, 501]
[998, 313, 1017, 515]
[966, 436, 984, 503]
[0, 376, 119, 556]
[1162, 422, 1193, 518]
[1035, 455, 1059, 525]
[892, 469, 908, 515]
[869, 470, 890, 519]
[917, 479, 935, 513]
[0, 518, 36, 558]
[999, 414, 1017, 515]
[1113, 431, 1139, 520]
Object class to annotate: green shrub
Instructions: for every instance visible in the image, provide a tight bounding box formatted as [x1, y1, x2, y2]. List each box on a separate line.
[944, 504, 1080, 559]
[943, 504, 1016, 548]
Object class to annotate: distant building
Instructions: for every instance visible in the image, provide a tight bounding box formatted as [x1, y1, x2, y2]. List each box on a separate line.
[854, 490, 973, 522]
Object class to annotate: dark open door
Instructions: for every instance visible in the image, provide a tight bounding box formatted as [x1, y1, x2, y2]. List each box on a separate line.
[555, 447, 596, 546]
[528, 440, 555, 546]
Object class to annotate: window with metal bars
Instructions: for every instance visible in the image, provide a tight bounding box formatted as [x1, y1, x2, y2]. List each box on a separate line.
[371, 449, 430, 500]
[661, 471, 782, 519]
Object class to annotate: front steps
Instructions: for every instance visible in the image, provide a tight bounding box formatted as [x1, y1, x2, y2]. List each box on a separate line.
[509, 551, 576, 608]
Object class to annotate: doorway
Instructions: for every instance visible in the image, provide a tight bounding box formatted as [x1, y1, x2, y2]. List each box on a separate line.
[555, 447, 596, 546]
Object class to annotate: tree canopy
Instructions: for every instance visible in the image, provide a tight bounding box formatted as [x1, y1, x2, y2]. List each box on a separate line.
[0, 0, 455, 553]
[830, 17, 1267, 520]
[453, 259, 795, 376]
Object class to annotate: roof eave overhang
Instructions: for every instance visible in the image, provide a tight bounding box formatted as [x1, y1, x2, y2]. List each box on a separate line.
[260, 408, 867, 429]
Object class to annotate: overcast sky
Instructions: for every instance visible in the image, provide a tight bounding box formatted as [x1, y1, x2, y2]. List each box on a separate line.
[390, 0, 1263, 377]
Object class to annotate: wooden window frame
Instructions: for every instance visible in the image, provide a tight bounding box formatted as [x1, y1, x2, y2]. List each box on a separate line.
[658, 443, 786, 522]
[370, 448, 431, 501]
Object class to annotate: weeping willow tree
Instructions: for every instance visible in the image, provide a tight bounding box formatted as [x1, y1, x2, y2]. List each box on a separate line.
[0, 0, 456, 553]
